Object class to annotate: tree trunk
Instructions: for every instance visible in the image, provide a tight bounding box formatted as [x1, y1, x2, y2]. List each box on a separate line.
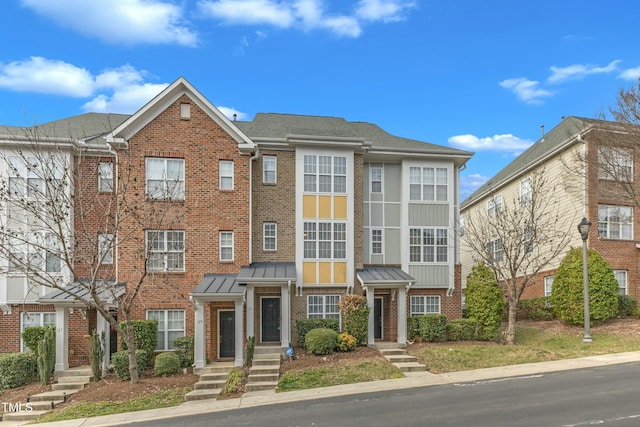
[123, 332, 139, 384]
[504, 300, 518, 345]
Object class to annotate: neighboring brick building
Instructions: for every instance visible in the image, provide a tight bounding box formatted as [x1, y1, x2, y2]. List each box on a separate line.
[0, 77, 472, 370]
[460, 117, 639, 305]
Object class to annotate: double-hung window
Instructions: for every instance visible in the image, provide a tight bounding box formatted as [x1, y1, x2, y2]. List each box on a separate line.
[98, 234, 114, 265]
[370, 166, 382, 193]
[409, 167, 448, 202]
[614, 270, 628, 295]
[263, 156, 276, 184]
[598, 205, 633, 239]
[303, 155, 346, 193]
[263, 223, 277, 251]
[409, 228, 448, 263]
[21, 312, 55, 351]
[146, 230, 185, 272]
[307, 295, 340, 319]
[146, 158, 184, 200]
[487, 238, 503, 262]
[303, 222, 346, 259]
[220, 231, 234, 261]
[544, 276, 554, 297]
[487, 195, 502, 216]
[371, 229, 383, 254]
[98, 162, 113, 192]
[410, 295, 441, 316]
[219, 161, 234, 190]
[598, 147, 632, 180]
[147, 309, 185, 350]
[520, 177, 532, 206]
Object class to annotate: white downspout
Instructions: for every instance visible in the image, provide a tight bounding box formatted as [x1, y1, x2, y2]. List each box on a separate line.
[578, 133, 588, 218]
[249, 149, 259, 264]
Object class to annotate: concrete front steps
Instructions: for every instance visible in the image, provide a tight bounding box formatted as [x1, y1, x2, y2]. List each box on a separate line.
[377, 347, 427, 373]
[1, 366, 92, 423]
[245, 346, 281, 393]
[184, 362, 235, 402]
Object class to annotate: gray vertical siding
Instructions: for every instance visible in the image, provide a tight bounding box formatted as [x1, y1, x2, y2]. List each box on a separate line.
[409, 265, 450, 288]
[408, 204, 450, 227]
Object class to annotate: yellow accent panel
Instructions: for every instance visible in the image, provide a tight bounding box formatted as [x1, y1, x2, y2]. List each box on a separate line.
[334, 196, 347, 219]
[318, 195, 332, 219]
[319, 262, 332, 283]
[303, 262, 317, 283]
[334, 262, 347, 283]
[303, 195, 317, 218]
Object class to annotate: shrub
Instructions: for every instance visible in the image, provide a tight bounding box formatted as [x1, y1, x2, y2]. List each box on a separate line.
[338, 295, 369, 345]
[407, 317, 420, 340]
[36, 327, 55, 385]
[89, 329, 105, 381]
[465, 262, 504, 339]
[337, 333, 357, 352]
[245, 336, 255, 366]
[305, 328, 338, 355]
[296, 319, 339, 348]
[634, 308, 640, 318]
[21, 326, 50, 355]
[120, 319, 158, 361]
[447, 318, 479, 341]
[618, 296, 637, 317]
[221, 369, 244, 396]
[154, 352, 181, 376]
[418, 314, 447, 342]
[0, 352, 37, 389]
[552, 248, 619, 325]
[519, 297, 554, 321]
[173, 336, 194, 368]
[112, 350, 148, 380]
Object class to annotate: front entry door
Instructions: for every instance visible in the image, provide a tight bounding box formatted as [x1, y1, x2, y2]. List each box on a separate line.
[374, 297, 383, 340]
[261, 297, 280, 342]
[219, 311, 235, 358]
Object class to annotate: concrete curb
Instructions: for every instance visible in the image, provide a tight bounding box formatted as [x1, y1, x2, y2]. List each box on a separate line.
[6, 351, 640, 427]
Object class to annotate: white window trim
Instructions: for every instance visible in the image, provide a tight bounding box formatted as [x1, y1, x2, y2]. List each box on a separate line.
[487, 194, 502, 216]
[303, 154, 347, 194]
[409, 227, 448, 264]
[409, 166, 449, 202]
[598, 147, 633, 180]
[410, 295, 441, 316]
[263, 222, 277, 251]
[98, 233, 114, 265]
[219, 160, 234, 190]
[614, 270, 628, 295]
[371, 228, 383, 255]
[303, 221, 347, 260]
[21, 312, 55, 352]
[220, 231, 234, 261]
[147, 309, 185, 351]
[98, 162, 113, 192]
[146, 230, 185, 272]
[263, 155, 277, 184]
[370, 165, 383, 193]
[307, 295, 340, 319]
[145, 157, 185, 200]
[520, 177, 532, 206]
[544, 275, 554, 297]
[598, 205, 633, 240]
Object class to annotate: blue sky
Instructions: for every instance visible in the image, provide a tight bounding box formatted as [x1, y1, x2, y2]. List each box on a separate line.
[1, 0, 639, 200]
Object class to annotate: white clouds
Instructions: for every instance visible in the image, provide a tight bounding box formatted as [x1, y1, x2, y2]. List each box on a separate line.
[499, 78, 553, 104]
[197, 0, 414, 37]
[21, 0, 197, 46]
[217, 106, 249, 121]
[448, 133, 534, 153]
[461, 173, 489, 198]
[620, 67, 640, 81]
[548, 60, 621, 83]
[0, 57, 94, 97]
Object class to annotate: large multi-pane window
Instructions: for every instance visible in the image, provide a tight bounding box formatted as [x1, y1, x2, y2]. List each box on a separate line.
[307, 295, 340, 319]
[147, 309, 185, 350]
[598, 205, 633, 240]
[146, 230, 185, 272]
[409, 228, 448, 263]
[219, 160, 234, 190]
[410, 295, 441, 315]
[263, 155, 277, 184]
[98, 162, 113, 192]
[598, 147, 632, 180]
[146, 158, 184, 200]
[370, 166, 382, 193]
[21, 312, 55, 351]
[303, 155, 346, 193]
[371, 229, 383, 254]
[303, 222, 346, 259]
[614, 270, 628, 295]
[409, 167, 447, 202]
[263, 222, 277, 251]
[220, 231, 234, 261]
[520, 177, 532, 206]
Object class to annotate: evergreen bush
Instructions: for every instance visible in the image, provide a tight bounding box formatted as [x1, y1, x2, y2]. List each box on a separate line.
[36, 327, 55, 385]
[305, 328, 339, 355]
[465, 262, 504, 339]
[338, 295, 370, 345]
[446, 318, 479, 341]
[245, 336, 255, 365]
[21, 326, 49, 356]
[112, 350, 148, 380]
[618, 295, 637, 317]
[154, 352, 181, 376]
[0, 352, 37, 389]
[296, 318, 339, 348]
[89, 329, 105, 381]
[518, 297, 554, 320]
[173, 336, 194, 368]
[119, 319, 158, 360]
[418, 314, 447, 342]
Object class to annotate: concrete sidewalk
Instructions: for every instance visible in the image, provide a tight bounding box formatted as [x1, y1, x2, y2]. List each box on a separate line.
[5, 351, 640, 427]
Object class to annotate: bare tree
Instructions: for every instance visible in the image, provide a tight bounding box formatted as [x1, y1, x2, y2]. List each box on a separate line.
[462, 169, 574, 344]
[0, 123, 185, 383]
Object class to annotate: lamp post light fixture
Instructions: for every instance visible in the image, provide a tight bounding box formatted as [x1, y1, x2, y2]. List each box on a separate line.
[577, 217, 593, 343]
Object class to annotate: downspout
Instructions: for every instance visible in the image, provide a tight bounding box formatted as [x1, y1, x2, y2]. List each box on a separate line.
[287, 280, 291, 343]
[106, 142, 119, 297]
[578, 133, 588, 218]
[249, 149, 259, 264]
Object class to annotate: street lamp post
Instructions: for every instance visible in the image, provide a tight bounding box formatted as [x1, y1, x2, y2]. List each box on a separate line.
[577, 217, 592, 343]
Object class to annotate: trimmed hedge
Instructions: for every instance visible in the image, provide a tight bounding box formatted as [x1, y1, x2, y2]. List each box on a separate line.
[0, 352, 37, 389]
[446, 318, 479, 341]
[519, 297, 554, 321]
[112, 350, 149, 380]
[296, 318, 339, 348]
[173, 336, 194, 368]
[305, 328, 338, 355]
[154, 352, 181, 376]
[119, 319, 158, 361]
[418, 314, 448, 342]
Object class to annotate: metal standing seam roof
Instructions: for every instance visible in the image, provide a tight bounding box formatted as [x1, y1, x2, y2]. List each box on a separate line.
[356, 266, 415, 284]
[237, 262, 297, 282]
[192, 274, 243, 295]
[38, 281, 126, 305]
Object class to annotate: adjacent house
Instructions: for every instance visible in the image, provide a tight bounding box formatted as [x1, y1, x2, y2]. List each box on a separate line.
[0, 77, 472, 371]
[460, 116, 639, 304]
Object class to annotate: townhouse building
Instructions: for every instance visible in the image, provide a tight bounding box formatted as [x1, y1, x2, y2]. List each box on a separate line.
[460, 116, 640, 304]
[0, 77, 472, 371]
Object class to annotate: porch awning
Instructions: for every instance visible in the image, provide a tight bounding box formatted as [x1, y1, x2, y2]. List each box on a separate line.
[237, 262, 296, 284]
[38, 280, 126, 307]
[191, 274, 244, 300]
[356, 266, 415, 286]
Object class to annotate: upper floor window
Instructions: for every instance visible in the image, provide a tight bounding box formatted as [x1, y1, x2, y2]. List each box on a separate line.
[263, 222, 277, 251]
[487, 194, 503, 216]
[614, 270, 628, 295]
[304, 155, 347, 193]
[98, 233, 114, 265]
[409, 167, 447, 202]
[598, 205, 633, 240]
[219, 160, 234, 190]
[523, 225, 534, 253]
[303, 221, 346, 259]
[220, 231, 234, 261]
[146, 230, 184, 272]
[410, 295, 441, 316]
[409, 228, 448, 263]
[598, 147, 632, 181]
[520, 177, 532, 206]
[307, 295, 340, 319]
[370, 166, 382, 193]
[487, 238, 503, 262]
[146, 158, 184, 200]
[544, 275, 554, 297]
[263, 156, 277, 184]
[98, 162, 113, 192]
[371, 229, 383, 254]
